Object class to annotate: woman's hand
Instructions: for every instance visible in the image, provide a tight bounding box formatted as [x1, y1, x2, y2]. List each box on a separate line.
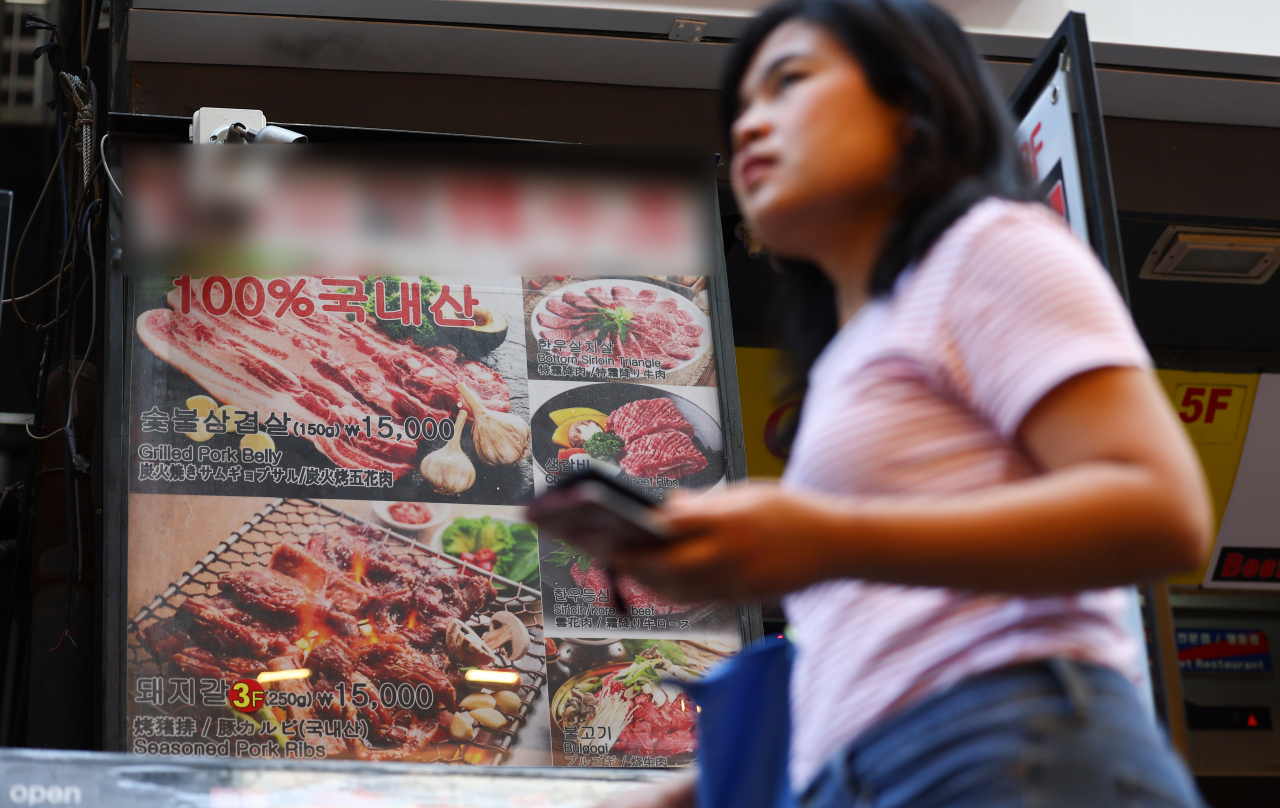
[595, 771, 698, 808]
[608, 484, 839, 603]
[604, 368, 1213, 597]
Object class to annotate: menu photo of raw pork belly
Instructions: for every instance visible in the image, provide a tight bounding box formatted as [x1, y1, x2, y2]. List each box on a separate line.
[523, 277, 715, 387]
[130, 275, 533, 505]
[128, 498, 548, 765]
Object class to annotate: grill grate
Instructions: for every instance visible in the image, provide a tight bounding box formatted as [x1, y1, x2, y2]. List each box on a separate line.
[127, 497, 547, 765]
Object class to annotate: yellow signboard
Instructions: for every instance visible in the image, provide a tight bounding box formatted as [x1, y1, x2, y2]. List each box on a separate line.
[1156, 370, 1259, 584]
[733, 347, 793, 479]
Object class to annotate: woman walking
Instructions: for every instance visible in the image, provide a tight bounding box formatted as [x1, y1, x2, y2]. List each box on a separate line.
[606, 1, 1212, 805]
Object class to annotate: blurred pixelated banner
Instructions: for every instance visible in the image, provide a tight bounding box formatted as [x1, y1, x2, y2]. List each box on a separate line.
[126, 146, 709, 279]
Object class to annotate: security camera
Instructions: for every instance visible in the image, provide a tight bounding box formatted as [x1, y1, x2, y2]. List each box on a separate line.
[252, 125, 308, 145]
[208, 122, 308, 145]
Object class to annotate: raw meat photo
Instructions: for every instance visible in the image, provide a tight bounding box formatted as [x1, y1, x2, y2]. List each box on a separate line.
[524, 277, 715, 387]
[529, 383, 725, 497]
[128, 498, 548, 765]
[130, 275, 532, 504]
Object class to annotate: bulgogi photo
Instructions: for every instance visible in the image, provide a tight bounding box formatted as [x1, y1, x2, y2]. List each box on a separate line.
[550, 640, 730, 767]
[132, 500, 546, 764]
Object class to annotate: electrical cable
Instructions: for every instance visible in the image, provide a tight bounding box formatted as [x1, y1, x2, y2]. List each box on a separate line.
[59, 181, 82, 656]
[65, 201, 98, 446]
[100, 134, 121, 199]
[3, 261, 72, 304]
[24, 422, 64, 441]
[17, 160, 102, 328]
[6, 126, 75, 325]
[56, 64, 100, 654]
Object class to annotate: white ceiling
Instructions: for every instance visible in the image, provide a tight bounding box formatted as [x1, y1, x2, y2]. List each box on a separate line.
[127, 0, 1280, 128]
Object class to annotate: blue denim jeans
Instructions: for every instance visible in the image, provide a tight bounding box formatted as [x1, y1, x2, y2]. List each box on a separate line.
[799, 660, 1205, 808]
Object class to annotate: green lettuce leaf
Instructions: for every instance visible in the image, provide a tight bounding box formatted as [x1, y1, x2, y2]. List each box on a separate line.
[441, 516, 515, 563]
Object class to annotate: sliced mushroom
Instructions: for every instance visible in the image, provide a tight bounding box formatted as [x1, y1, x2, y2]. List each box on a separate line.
[446, 618, 502, 667]
[482, 611, 530, 661]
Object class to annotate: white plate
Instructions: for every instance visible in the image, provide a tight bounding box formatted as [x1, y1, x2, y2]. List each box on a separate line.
[529, 278, 712, 374]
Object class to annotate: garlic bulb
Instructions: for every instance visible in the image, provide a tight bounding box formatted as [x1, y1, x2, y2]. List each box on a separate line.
[456, 383, 530, 467]
[420, 410, 476, 494]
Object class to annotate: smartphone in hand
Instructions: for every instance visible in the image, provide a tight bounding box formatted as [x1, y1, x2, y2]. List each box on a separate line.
[526, 469, 673, 559]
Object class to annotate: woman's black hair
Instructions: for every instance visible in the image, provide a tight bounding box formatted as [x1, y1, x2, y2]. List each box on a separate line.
[722, 0, 1032, 394]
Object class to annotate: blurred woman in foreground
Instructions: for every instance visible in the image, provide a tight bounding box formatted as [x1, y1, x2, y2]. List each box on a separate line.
[608, 0, 1212, 806]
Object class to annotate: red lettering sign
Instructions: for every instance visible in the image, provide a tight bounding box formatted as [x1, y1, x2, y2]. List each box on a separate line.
[1221, 552, 1244, 577]
[429, 284, 479, 327]
[374, 280, 422, 327]
[1206, 387, 1233, 424]
[317, 278, 369, 323]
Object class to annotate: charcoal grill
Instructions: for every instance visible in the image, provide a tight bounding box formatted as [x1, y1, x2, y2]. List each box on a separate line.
[127, 497, 547, 765]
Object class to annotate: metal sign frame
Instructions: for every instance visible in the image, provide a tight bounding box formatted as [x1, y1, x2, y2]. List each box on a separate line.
[99, 112, 757, 751]
[1009, 11, 1128, 303]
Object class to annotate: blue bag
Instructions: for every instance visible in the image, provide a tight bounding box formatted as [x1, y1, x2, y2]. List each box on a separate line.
[682, 636, 799, 808]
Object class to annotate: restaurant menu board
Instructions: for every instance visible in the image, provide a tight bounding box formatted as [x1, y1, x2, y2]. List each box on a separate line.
[123, 148, 742, 770]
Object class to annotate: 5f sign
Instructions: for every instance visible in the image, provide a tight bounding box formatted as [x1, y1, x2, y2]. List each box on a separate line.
[1174, 384, 1246, 444]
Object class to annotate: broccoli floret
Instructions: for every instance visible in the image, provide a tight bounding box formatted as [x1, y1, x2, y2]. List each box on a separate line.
[584, 431, 625, 461]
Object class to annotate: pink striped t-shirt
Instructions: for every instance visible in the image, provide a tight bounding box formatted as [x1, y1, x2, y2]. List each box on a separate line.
[782, 198, 1151, 790]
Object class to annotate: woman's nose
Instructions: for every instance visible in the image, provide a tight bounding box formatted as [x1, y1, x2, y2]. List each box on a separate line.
[732, 105, 772, 152]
